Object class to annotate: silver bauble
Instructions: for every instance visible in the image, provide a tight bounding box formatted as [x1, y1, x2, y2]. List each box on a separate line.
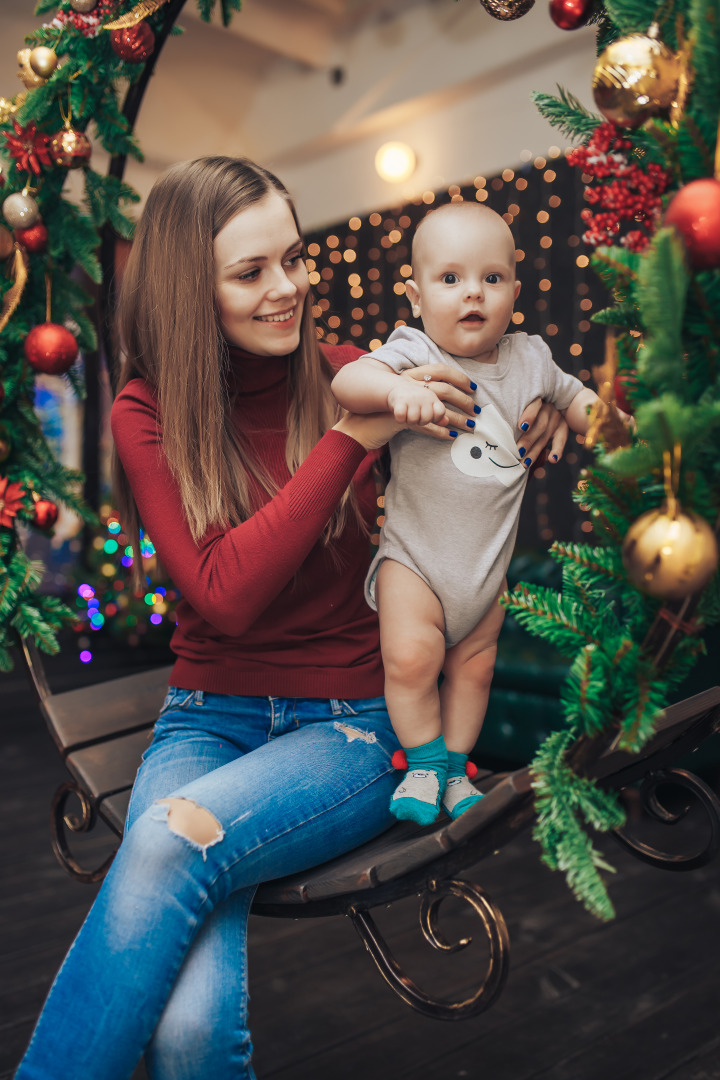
[2, 191, 40, 229]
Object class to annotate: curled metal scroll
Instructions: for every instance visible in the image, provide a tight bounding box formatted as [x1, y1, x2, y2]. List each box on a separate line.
[613, 768, 720, 871]
[50, 782, 116, 885]
[349, 878, 510, 1020]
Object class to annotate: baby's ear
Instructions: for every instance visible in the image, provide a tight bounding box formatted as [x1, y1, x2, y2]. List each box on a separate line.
[513, 279, 521, 302]
[405, 279, 421, 317]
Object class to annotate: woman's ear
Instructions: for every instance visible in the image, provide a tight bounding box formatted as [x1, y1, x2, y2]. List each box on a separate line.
[405, 279, 421, 318]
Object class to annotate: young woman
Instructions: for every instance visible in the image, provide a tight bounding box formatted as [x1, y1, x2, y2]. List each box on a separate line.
[16, 156, 568, 1080]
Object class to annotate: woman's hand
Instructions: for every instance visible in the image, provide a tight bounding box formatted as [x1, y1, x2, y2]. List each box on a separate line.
[399, 363, 480, 440]
[517, 398, 569, 468]
[332, 411, 405, 451]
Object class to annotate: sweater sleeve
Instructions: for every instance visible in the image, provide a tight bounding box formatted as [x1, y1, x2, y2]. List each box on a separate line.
[110, 379, 369, 637]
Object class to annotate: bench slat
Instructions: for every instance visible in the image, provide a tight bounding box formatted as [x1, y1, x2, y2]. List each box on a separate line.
[65, 728, 153, 799]
[43, 666, 172, 755]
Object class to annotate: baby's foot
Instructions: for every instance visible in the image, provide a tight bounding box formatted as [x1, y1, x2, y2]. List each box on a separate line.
[442, 775, 483, 820]
[390, 769, 442, 826]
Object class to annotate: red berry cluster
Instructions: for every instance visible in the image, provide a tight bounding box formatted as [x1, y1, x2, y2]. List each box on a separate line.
[48, 0, 117, 38]
[567, 122, 671, 252]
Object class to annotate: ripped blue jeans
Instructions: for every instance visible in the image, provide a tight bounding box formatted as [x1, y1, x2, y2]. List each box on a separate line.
[16, 691, 399, 1080]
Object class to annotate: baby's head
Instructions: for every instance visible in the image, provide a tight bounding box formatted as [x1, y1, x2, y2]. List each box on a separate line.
[406, 202, 521, 361]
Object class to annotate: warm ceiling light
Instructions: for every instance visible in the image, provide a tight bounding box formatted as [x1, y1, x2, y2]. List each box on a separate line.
[375, 142, 417, 183]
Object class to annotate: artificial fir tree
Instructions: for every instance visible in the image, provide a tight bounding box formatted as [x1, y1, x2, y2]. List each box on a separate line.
[0, 0, 239, 672]
[503, 0, 720, 918]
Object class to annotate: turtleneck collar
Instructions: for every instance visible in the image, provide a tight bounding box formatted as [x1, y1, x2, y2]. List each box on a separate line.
[225, 344, 290, 396]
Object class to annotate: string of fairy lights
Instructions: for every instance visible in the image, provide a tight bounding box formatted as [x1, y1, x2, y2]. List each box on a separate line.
[71, 149, 604, 662]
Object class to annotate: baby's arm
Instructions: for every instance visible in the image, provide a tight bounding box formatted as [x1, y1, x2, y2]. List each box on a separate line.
[563, 387, 601, 435]
[331, 356, 446, 426]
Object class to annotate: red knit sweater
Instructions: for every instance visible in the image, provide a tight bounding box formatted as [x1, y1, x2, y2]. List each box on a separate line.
[110, 343, 384, 698]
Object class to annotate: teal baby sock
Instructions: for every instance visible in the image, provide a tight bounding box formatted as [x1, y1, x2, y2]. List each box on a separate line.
[442, 750, 483, 820]
[390, 735, 448, 826]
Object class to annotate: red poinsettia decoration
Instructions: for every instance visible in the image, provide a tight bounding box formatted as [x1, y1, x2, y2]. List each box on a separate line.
[0, 476, 26, 528]
[567, 122, 672, 253]
[4, 121, 52, 176]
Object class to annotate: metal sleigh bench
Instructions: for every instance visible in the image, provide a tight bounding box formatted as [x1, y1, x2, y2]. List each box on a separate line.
[20, 636, 720, 1021]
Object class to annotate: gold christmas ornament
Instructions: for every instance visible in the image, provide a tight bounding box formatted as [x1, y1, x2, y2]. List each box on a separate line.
[28, 46, 59, 80]
[592, 25, 681, 128]
[622, 504, 718, 599]
[477, 0, 535, 19]
[50, 125, 92, 169]
[0, 226, 14, 260]
[104, 0, 170, 28]
[17, 49, 47, 90]
[69, 0, 99, 10]
[0, 93, 25, 123]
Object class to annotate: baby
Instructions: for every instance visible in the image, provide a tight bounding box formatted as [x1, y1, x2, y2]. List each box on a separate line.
[332, 202, 600, 825]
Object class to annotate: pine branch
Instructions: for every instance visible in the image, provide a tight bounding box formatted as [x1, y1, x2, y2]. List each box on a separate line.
[501, 584, 600, 656]
[531, 88, 602, 142]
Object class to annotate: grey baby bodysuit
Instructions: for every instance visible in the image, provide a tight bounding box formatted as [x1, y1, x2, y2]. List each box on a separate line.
[364, 326, 583, 646]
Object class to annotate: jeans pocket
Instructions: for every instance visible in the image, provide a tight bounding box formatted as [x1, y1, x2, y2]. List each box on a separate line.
[158, 687, 197, 717]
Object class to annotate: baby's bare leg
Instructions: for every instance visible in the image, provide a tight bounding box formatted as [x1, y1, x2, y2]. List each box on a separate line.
[376, 560, 448, 825]
[440, 581, 507, 754]
[376, 559, 446, 748]
[438, 584, 506, 820]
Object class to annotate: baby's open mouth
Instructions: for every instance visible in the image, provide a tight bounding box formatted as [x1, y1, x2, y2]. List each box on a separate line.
[461, 314, 484, 323]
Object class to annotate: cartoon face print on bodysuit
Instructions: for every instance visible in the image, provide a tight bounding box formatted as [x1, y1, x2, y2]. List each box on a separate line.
[450, 403, 524, 488]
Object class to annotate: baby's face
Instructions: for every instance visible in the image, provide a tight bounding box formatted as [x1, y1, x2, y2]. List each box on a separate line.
[407, 208, 520, 362]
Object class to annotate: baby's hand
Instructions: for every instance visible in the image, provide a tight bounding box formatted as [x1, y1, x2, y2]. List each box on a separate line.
[386, 381, 447, 426]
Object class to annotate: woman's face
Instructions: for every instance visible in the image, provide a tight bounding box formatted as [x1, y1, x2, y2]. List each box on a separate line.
[214, 191, 310, 356]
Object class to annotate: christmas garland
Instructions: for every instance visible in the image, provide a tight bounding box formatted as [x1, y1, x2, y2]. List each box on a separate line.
[507, 0, 720, 918]
[0, 0, 240, 672]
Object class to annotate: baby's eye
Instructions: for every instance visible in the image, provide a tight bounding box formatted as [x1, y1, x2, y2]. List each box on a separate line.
[442, 273, 459, 285]
[485, 273, 501, 284]
[485, 441, 498, 450]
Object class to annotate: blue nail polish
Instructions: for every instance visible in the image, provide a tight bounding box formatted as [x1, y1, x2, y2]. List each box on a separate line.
[520, 422, 529, 431]
[524, 457, 532, 466]
[518, 447, 526, 456]
[474, 405, 481, 414]
[466, 419, 475, 428]
[449, 430, 458, 438]
[469, 381, 477, 391]
[551, 453, 558, 461]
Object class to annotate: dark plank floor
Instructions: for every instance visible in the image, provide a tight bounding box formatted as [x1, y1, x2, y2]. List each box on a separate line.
[2, 640, 720, 1080]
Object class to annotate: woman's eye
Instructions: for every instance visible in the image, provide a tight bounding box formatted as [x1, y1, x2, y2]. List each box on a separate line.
[486, 273, 501, 284]
[286, 254, 303, 268]
[238, 268, 260, 282]
[442, 273, 459, 285]
[485, 441, 498, 450]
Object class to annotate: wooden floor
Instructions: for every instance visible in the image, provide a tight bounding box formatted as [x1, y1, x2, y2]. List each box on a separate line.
[3, 639, 720, 1080]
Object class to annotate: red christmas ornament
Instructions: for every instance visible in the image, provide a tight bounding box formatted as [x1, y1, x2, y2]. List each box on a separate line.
[110, 22, 155, 63]
[391, 749, 408, 770]
[549, 0, 592, 29]
[663, 178, 720, 271]
[32, 496, 59, 531]
[15, 221, 48, 253]
[613, 372, 638, 415]
[0, 476, 26, 528]
[24, 323, 79, 375]
[50, 125, 92, 170]
[465, 760, 479, 779]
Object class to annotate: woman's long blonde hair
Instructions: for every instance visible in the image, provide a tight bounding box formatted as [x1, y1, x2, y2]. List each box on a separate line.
[113, 156, 361, 566]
